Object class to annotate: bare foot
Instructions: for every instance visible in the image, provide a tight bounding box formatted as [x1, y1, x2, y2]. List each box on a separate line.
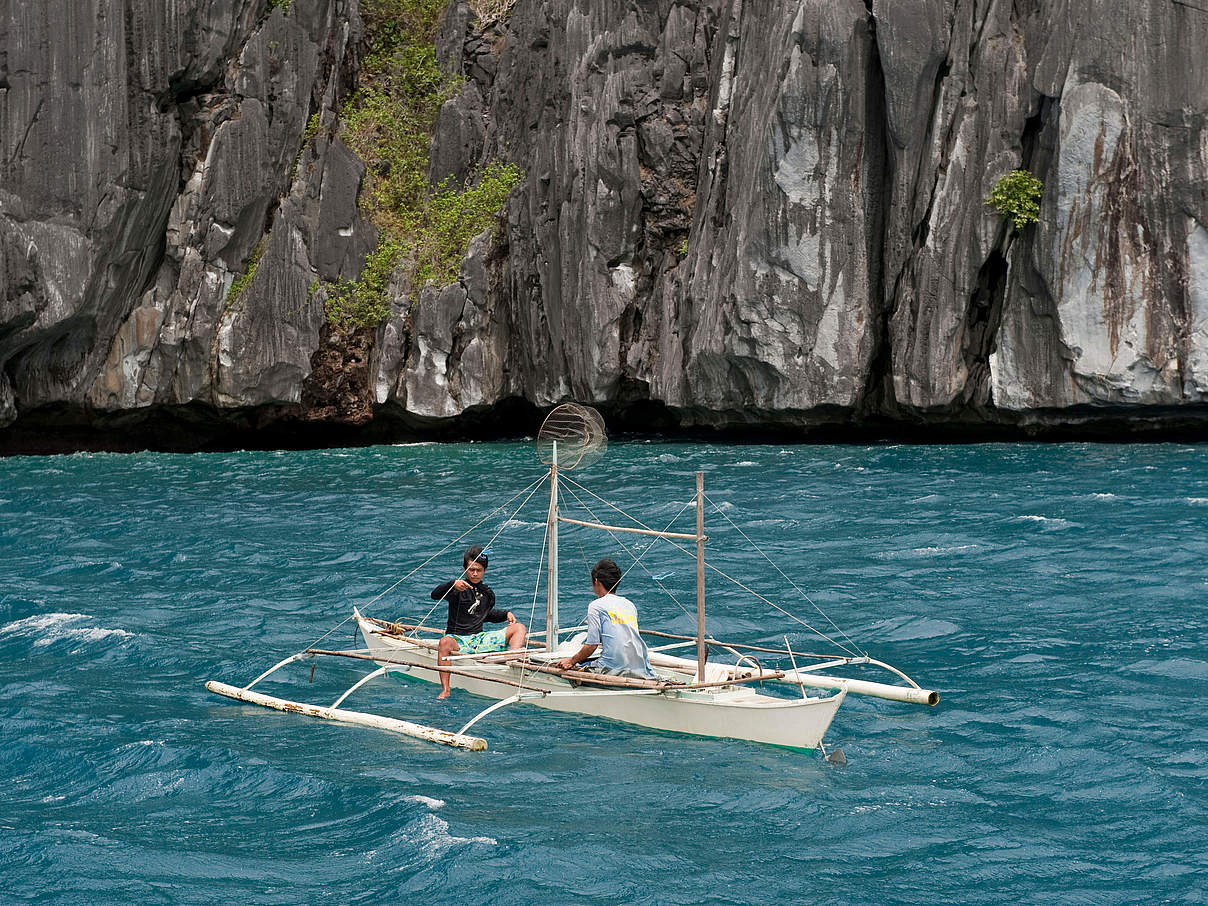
[437, 690, 451, 700]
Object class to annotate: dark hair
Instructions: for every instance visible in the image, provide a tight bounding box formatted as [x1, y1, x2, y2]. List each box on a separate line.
[591, 558, 622, 593]
[463, 545, 488, 569]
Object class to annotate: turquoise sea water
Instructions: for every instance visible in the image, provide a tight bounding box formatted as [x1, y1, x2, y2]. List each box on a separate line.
[2, 441, 1206, 904]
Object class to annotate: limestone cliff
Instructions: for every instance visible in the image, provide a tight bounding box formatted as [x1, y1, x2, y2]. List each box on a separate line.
[1, 0, 1206, 451]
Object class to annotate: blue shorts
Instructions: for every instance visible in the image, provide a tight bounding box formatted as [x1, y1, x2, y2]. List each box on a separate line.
[451, 628, 508, 654]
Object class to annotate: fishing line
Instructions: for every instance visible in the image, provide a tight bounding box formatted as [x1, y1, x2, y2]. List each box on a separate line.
[704, 492, 866, 657]
[559, 482, 698, 623]
[409, 474, 549, 631]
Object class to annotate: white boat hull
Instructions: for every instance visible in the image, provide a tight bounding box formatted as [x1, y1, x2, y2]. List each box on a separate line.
[356, 614, 845, 750]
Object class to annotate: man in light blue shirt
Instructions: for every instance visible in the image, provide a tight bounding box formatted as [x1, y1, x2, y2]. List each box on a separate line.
[554, 559, 656, 680]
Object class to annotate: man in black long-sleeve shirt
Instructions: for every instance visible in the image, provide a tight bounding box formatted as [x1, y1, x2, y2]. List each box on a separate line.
[432, 545, 527, 698]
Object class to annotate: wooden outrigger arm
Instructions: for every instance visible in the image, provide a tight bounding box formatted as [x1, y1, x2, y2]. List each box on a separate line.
[205, 680, 488, 750]
[204, 646, 506, 751]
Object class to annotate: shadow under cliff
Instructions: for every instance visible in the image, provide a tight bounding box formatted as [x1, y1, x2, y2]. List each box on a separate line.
[4, 400, 1208, 456]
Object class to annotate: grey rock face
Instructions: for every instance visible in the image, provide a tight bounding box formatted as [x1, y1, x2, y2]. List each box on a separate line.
[676, 0, 881, 415]
[991, 3, 1208, 411]
[1, 0, 366, 429]
[2, 0, 1207, 446]
[407, 0, 1207, 431]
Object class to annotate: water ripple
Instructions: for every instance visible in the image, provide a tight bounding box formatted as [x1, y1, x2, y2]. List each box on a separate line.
[1, 442, 1206, 902]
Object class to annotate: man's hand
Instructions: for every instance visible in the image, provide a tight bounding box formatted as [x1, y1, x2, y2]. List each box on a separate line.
[506, 611, 517, 624]
[554, 643, 597, 672]
[452, 578, 471, 591]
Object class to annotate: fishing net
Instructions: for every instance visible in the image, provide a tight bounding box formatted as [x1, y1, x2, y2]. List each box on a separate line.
[536, 403, 607, 470]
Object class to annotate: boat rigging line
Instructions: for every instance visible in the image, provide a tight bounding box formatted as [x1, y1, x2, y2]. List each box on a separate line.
[301, 471, 550, 655]
[560, 473, 863, 658]
[408, 474, 549, 633]
[558, 478, 699, 621]
[705, 491, 866, 658]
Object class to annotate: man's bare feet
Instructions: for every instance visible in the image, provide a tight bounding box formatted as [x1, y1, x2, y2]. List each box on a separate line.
[437, 689, 451, 700]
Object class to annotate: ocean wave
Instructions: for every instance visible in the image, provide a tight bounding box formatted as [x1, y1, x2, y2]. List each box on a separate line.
[1014, 515, 1073, 528]
[393, 814, 496, 864]
[1, 612, 133, 647]
[402, 795, 445, 809]
[876, 544, 979, 560]
[1122, 657, 1208, 680]
[500, 518, 543, 530]
[873, 616, 961, 642]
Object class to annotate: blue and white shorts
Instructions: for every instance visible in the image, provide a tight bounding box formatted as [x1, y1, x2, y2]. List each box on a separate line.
[451, 628, 508, 654]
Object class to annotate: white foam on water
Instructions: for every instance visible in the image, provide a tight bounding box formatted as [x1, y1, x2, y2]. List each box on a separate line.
[1015, 515, 1073, 528]
[401, 814, 496, 863]
[910, 544, 979, 557]
[501, 518, 542, 530]
[1091, 493, 1117, 499]
[1, 612, 132, 646]
[1186, 497, 1208, 505]
[402, 795, 445, 809]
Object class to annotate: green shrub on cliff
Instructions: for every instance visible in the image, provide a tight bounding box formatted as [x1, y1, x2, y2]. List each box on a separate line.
[322, 238, 401, 330]
[987, 169, 1044, 230]
[226, 238, 266, 309]
[417, 161, 524, 286]
[328, 0, 523, 330]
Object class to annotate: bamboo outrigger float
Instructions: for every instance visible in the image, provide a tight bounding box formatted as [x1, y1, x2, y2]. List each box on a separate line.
[207, 404, 938, 754]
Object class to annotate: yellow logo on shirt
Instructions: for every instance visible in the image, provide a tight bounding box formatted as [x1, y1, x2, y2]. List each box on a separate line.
[608, 609, 637, 628]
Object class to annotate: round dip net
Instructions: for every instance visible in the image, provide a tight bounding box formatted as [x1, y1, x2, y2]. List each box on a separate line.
[536, 403, 608, 470]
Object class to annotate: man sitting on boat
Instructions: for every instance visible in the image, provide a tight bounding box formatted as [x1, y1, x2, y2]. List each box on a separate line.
[554, 558, 656, 680]
[433, 545, 527, 699]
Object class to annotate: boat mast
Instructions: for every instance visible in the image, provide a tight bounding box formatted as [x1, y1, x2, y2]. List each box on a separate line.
[547, 442, 560, 650]
[696, 471, 706, 682]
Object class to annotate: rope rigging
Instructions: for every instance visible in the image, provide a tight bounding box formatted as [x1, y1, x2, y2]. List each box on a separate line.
[559, 473, 863, 658]
[302, 472, 548, 653]
[559, 479, 699, 624]
[312, 451, 865, 663]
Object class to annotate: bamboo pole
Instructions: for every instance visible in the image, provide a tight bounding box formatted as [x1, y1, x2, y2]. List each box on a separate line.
[364, 619, 548, 650]
[696, 471, 706, 682]
[362, 618, 444, 636]
[671, 671, 788, 691]
[547, 453, 559, 650]
[304, 649, 549, 693]
[514, 660, 670, 689]
[638, 628, 842, 661]
[205, 681, 488, 750]
[777, 670, 940, 706]
[556, 515, 699, 541]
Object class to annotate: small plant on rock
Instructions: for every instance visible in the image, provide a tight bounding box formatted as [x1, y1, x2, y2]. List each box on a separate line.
[323, 238, 402, 330]
[226, 238, 267, 309]
[987, 169, 1044, 230]
[415, 161, 524, 287]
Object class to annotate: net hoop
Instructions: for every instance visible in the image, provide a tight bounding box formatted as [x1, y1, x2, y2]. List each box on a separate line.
[536, 403, 607, 470]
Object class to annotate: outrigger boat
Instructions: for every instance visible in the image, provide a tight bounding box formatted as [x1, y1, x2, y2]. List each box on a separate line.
[207, 404, 938, 754]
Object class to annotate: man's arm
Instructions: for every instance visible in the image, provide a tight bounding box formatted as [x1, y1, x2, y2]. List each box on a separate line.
[554, 643, 598, 670]
[431, 580, 454, 600]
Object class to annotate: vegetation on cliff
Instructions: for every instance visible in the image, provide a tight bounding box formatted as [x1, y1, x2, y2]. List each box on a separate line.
[225, 237, 266, 309]
[327, 0, 522, 330]
[987, 169, 1044, 230]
